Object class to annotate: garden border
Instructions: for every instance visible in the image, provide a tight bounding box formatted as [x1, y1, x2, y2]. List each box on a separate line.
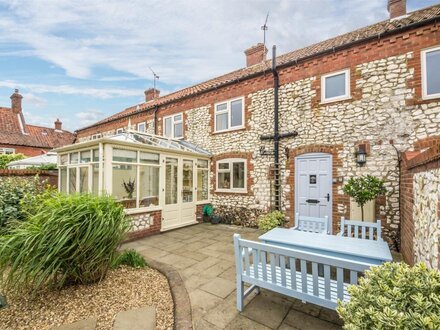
[144, 258, 193, 330]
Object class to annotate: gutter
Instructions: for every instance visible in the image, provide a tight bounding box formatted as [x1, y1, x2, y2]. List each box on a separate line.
[76, 15, 439, 133]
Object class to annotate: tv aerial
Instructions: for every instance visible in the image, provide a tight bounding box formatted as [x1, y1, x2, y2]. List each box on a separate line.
[261, 12, 269, 49]
[149, 67, 160, 98]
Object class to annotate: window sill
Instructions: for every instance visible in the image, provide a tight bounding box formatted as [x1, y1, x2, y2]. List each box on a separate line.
[124, 206, 162, 215]
[320, 96, 352, 105]
[196, 200, 210, 205]
[215, 189, 247, 194]
[422, 93, 440, 101]
[212, 126, 246, 135]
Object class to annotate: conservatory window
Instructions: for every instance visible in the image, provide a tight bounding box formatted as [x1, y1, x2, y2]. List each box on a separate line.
[216, 159, 246, 192]
[79, 167, 89, 193]
[197, 159, 209, 201]
[111, 148, 160, 209]
[60, 167, 67, 193]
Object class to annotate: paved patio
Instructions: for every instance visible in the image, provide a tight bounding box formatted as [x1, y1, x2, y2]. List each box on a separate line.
[124, 223, 343, 329]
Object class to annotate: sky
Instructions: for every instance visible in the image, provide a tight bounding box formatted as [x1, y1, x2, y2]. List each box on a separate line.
[0, 0, 438, 132]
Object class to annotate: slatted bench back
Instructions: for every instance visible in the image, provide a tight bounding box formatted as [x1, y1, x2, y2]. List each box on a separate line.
[234, 234, 372, 310]
[294, 213, 329, 234]
[339, 217, 382, 241]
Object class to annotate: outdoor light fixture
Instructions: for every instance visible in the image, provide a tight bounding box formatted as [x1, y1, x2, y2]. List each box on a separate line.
[356, 144, 367, 166]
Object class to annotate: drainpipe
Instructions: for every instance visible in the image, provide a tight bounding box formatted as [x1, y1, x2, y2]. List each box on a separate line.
[272, 45, 281, 211]
[153, 105, 159, 135]
[391, 142, 402, 252]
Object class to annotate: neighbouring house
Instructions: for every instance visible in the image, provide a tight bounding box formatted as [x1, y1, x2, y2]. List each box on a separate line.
[0, 89, 75, 157]
[58, 1, 440, 266]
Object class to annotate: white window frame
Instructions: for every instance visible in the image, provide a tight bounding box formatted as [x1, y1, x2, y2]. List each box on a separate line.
[421, 45, 440, 100]
[0, 148, 15, 154]
[91, 133, 102, 140]
[163, 113, 183, 139]
[216, 158, 247, 193]
[116, 128, 124, 134]
[321, 69, 351, 103]
[214, 96, 245, 133]
[137, 122, 146, 132]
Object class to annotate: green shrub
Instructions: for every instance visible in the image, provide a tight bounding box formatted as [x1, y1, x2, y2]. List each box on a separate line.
[0, 154, 25, 169]
[0, 176, 50, 227]
[112, 249, 147, 269]
[0, 194, 130, 293]
[28, 163, 57, 170]
[337, 262, 440, 330]
[258, 211, 285, 232]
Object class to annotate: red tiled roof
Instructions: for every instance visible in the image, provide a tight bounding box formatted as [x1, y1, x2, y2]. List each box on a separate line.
[0, 107, 75, 149]
[78, 4, 440, 131]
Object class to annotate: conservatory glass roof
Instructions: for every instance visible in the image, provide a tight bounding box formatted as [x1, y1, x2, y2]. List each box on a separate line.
[105, 130, 211, 156]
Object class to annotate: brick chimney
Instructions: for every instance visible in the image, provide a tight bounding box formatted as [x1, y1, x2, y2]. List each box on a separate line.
[388, 0, 406, 19]
[244, 43, 267, 67]
[54, 118, 62, 131]
[10, 89, 23, 114]
[144, 88, 160, 102]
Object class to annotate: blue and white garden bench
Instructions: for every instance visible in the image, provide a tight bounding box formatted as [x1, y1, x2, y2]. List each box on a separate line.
[234, 229, 392, 311]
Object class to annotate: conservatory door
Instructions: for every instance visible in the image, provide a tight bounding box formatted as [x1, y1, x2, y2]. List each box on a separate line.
[162, 157, 197, 231]
[163, 157, 180, 230]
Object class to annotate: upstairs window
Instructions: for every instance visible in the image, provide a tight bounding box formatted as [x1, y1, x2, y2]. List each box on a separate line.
[0, 148, 15, 154]
[163, 113, 183, 139]
[216, 158, 246, 193]
[422, 46, 440, 99]
[215, 97, 244, 132]
[116, 128, 124, 134]
[321, 69, 350, 103]
[137, 122, 146, 132]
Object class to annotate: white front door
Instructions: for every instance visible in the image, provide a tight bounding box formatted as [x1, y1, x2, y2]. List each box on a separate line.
[295, 153, 332, 233]
[162, 156, 197, 231]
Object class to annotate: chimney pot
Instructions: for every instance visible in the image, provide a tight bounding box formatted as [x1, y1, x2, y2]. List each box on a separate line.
[244, 43, 268, 67]
[144, 88, 160, 102]
[55, 118, 62, 130]
[10, 89, 23, 114]
[388, 0, 406, 19]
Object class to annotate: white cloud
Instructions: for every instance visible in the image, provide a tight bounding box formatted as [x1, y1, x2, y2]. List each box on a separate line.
[0, 80, 143, 99]
[76, 109, 106, 127]
[0, 0, 393, 85]
[21, 92, 47, 108]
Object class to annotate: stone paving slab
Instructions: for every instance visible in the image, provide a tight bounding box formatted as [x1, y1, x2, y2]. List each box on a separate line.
[113, 307, 155, 330]
[131, 223, 343, 329]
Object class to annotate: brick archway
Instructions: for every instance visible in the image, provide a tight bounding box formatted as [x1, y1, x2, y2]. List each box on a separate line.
[286, 144, 347, 233]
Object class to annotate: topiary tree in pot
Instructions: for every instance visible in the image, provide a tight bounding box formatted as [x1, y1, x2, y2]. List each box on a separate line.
[342, 175, 386, 222]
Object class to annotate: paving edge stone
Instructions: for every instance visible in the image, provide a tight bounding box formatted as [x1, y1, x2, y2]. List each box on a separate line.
[144, 257, 193, 330]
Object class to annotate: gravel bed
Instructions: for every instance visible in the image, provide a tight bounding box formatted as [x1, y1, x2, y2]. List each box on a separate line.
[0, 266, 174, 329]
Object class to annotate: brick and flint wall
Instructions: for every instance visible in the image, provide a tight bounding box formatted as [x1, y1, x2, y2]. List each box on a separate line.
[77, 23, 440, 246]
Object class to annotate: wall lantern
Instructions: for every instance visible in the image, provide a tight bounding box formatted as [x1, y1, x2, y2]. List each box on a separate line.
[356, 144, 367, 166]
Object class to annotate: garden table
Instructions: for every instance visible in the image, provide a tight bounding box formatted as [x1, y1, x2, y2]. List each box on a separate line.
[259, 228, 392, 266]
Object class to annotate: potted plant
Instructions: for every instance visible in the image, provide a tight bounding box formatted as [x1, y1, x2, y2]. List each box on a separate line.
[211, 213, 221, 224]
[202, 204, 213, 222]
[342, 175, 386, 221]
[121, 178, 136, 208]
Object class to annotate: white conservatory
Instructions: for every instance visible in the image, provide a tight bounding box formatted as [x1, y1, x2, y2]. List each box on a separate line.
[55, 131, 211, 232]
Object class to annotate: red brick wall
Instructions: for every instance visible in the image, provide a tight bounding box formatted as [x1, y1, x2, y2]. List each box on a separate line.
[0, 169, 58, 186]
[0, 144, 51, 157]
[400, 137, 440, 266]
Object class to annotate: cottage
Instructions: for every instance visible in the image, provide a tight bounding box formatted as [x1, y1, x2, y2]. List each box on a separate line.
[0, 89, 75, 156]
[60, 1, 440, 263]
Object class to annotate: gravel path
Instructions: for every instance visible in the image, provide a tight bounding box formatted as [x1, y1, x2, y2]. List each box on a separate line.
[0, 266, 174, 330]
